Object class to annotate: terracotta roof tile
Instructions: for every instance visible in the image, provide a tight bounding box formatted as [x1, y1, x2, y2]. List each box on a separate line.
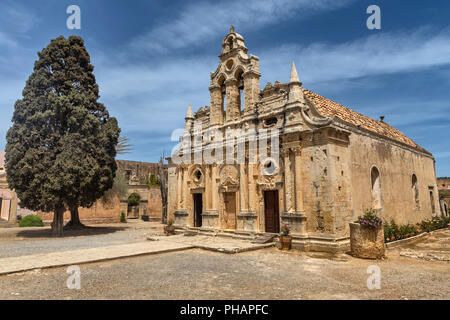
[302, 89, 428, 153]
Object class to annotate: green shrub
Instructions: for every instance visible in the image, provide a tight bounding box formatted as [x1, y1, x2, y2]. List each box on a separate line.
[19, 214, 44, 227]
[127, 193, 140, 206]
[418, 216, 449, 232]
[385, 216, 449, 243]
[384, 219, 399, 242]
[145, 174, 160, 187]
[120, 212, 127, 223]
[384, 219, 419, 242]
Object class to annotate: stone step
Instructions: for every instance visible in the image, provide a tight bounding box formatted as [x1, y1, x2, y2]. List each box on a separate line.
[251, 234, 277, 244]
[0, 220, 13, 228]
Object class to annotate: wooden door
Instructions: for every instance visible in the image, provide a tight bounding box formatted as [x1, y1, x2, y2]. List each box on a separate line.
[224, 192, 236, 230]
[264, 190, 280, 233]
[193, 193, 203, 227]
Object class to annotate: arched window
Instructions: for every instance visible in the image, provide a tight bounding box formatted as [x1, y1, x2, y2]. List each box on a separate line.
[235, 69, 244, 112]
[412, 174, 420, 209]
[371, 166, 382, 209]
[429, 188, 436, 214]
[218, 75, 226, 114]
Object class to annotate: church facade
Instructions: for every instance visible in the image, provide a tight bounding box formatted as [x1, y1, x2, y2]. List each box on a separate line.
[167, 28, 440, 252]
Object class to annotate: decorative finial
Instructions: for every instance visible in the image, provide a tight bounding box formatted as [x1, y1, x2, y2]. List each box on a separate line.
[186, 103, 193, 119]
[289, 61, 301, 84]
[287, 61, 304, 103]
[230, 25, 235, 33]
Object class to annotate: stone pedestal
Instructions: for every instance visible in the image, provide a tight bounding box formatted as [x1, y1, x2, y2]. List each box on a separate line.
[202, 210, 219, 228]
[174, 210, 188, 227]
[281, 212, 307, 235]
[237, 212, 257, 231]
[349, 222, 385, 259]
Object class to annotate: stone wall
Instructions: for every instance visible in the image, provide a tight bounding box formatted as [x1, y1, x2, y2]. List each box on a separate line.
[438, 178, 450, 216]
[348, 131, 438, 225]
[147, 186, 163, 217]
[39, 196, 121, 224]
[437, 178, 450, 191]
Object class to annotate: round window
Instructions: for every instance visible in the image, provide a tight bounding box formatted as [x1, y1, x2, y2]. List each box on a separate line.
[194, 169, 202, 181]
[261, 158, 278, 176]
[226, 59, 234, 70]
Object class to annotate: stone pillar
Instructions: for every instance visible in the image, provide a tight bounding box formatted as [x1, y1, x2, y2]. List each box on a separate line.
[242, 71, 261, 115]
[182, 166, 189, 210]
[211, 165, 218, 210]
[283, 149, 293, 213]
[239, 162, 248, 212]
[248, 164, 256, 212]
[293, 147, 304, 213]
[209, 85, 223, 126]
[225, 79, 240, 122]
[205, 166, 211, 210]
[177, 167, 183, 209]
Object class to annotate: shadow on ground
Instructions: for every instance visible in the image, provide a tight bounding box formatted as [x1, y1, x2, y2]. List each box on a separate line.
[16, 226, 127, 239]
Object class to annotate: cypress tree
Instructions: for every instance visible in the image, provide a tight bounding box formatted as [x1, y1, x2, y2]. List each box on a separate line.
[5, 36, 120, 236]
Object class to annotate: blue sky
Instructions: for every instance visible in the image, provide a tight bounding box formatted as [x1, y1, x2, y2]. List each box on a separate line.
[0, 0, 449, 176]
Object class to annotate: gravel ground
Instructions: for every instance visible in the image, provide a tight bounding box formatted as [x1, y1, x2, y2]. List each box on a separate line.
[0, 220, 164, 258]
[0, 247, 448, 300]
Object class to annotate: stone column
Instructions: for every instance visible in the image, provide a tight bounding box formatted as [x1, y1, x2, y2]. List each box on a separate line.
[248, 164, 257, 212]
[283, 148, 293, 213]
[225, 79, 240, 122]
[293, 147, 304, 213]
[182, 166, 189, 210]
[209, 85, 223, 126]
[205, 166, 211, 210]
[242, 71, 261, 115]
[177, 167, 183, 209]
[211, 165, 218, 210]
[239, 162, 248, 212]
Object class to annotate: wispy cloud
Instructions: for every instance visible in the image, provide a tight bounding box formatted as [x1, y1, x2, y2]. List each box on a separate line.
[0, 1, 40, 35]
[97, 25, 450, 163]
[259, 27, 450, 86]
[1, 0, 449, 174]
[98, 26, 450, 126]
[129, 0, 355, 53]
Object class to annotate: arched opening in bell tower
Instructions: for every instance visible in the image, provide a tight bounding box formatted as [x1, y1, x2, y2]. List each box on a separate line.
[235, 68, 244, 112]
[218, 75, 226, 116]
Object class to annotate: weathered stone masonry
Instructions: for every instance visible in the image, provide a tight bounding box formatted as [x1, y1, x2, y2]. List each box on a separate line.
[167, 28, 440, 252]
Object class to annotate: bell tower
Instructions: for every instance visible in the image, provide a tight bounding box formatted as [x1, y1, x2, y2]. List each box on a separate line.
[209, 26, 261, 126]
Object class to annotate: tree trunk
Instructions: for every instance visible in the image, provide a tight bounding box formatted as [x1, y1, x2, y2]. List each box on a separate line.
[51, 207, 64, 237]
[158, 155, 168, 224]
[65, 206, 85, 229]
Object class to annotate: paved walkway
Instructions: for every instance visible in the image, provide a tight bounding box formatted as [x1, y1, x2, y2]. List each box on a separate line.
[391, 228, 450, 262]
[0, 220, 164, 258]
[0, 234, 275, 275]
[0, 240, 193, 275]
[148, 234, 276, 253]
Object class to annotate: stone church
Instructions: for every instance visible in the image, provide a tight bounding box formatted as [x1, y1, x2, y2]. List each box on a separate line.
[167, 27, 440, 252]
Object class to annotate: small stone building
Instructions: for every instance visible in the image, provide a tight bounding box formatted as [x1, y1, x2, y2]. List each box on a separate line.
[0, 151, 17, 223]
[39, 160, 165, 223]
[167, 28, 440, 252]
[116, 160, 164, 220]
[438, 177, 450, 216]
[1, 151, 164, 224]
